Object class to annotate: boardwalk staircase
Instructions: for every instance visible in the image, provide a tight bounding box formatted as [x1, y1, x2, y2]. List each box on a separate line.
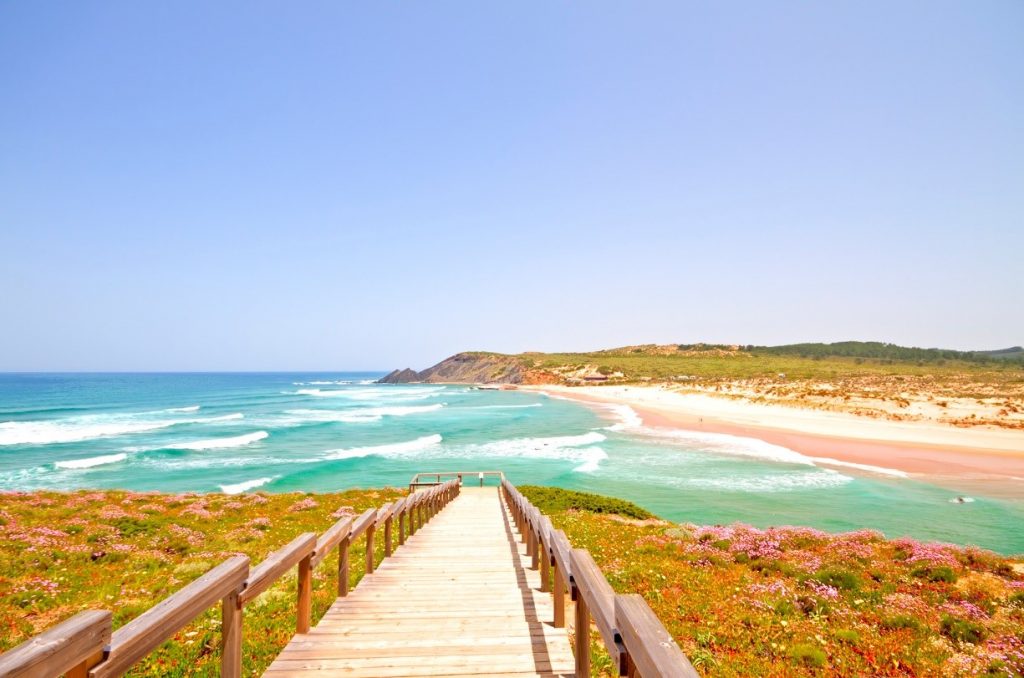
[0, 472, 698, 677]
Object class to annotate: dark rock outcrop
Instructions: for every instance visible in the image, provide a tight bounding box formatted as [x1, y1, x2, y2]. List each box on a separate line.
[377, 368, 420, 384]
[377, 353, 529, 384]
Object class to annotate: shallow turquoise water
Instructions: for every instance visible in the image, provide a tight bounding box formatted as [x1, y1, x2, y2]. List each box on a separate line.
[1, 373, 1021, 554]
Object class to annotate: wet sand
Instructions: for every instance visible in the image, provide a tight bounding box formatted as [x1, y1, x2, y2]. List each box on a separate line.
[527, 385, 1024, 501]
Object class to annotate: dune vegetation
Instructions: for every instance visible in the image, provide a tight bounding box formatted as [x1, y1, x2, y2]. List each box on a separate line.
[519, 487, 1024, 677]
[2, 486, 1023, 676]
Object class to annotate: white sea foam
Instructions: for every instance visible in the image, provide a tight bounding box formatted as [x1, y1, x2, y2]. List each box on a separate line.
[949, 496, 976, 504]
[295, 387, 445, 401]
[636, 428, 815, 466]
[603, 405, 643, 431]
[220, 477, 276, 494]
[0, 412, 243, 446]
[446, 432, 609, 466]
[168, 431, 269, 451]
[324, 434, 443, 460]
[572, 447, 609, 473]
[166, 405, 201, 413]
[463, 404, 544, 410]
[681, 469, 853, 492]
[53, 453, 128, 470]
[294, 380, 354, 386]
[809, 457, 909, 478]
[283, 404, 444, 424]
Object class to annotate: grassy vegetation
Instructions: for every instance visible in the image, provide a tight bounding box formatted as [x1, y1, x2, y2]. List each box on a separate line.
[527, 343, 1024, 382]
[516, 485, 654, 520]
[4, 487, 1024, 676]
[0, 488, 406, 676]
[519, 486, 1024, 677]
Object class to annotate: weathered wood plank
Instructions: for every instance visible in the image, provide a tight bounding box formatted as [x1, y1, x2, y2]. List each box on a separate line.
[0, 610, 111, 678]
[615, 594, 700, 678]
[241, 533, 316, 605]
[92, 555, 248, 678]
[311, 516, 352, 569]
[262, 488, 574, 678]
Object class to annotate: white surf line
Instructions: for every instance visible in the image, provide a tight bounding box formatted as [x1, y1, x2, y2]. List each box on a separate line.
[808, 456, 909, 478]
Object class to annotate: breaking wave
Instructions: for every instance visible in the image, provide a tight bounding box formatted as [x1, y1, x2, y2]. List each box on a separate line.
[678, 469, 853, 492]
[220, 477, 276, 494]
[603, 405, 643, 431]
[53, 453, 128, 470]
[636, 428, 814, 466]
[808, 457, 909, 478]
[0, 412, 242, 446]
[283, 404, 444, 424]
[166, 431, 269, 451]
[324, 434, 443, 460]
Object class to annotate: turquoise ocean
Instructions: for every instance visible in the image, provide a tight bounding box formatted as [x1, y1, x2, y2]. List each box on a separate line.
[1, 373, 1021, 554]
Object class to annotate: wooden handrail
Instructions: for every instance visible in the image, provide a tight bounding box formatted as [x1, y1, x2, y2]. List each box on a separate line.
[500, 477, 694, 677]
[408, 470, 504, 490]
[349, 507, 377, 541]
[241, 533, 316, 605]
[376, 501, 395, 524]
[571, 548, 626, 674]
[616, 595, 699, 677]
[0, 610, 111, 678]
[91, 555, 249, 678]
[0, 476, 460, 678]
[311, 516, 352, 569]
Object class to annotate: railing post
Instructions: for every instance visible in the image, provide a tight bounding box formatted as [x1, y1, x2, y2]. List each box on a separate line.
[553, 561, 566, 628]
[384, 514, 393, 557]
[573, 580, 590, 678]
[398, 508, 406, 544]
[67, 650, 104, 678]
[338, 536, 350, 597]
[297, 553, 312, 633]
[221, 590, 242, 678]
[540, 540, 551, 592]
[365, 522, 376, 575]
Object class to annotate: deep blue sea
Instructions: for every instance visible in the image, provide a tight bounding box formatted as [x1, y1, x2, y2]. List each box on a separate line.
[1, 373, 1021, 554]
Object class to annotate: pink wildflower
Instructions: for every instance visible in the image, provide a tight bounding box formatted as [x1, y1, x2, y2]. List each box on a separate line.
[289, 498, 318, 512]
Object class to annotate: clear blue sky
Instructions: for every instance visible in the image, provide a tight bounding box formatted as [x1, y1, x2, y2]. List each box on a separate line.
[1, 2, 1021, 371]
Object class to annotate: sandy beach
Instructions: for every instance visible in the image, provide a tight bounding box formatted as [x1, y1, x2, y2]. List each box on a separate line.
[526, 385, 1024, 499]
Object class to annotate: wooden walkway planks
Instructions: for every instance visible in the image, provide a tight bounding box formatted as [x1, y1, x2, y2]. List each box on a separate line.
[263, 487, 575, 677]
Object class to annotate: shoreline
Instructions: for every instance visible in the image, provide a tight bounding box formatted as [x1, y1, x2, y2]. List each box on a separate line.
[525, 385, 1024, 500]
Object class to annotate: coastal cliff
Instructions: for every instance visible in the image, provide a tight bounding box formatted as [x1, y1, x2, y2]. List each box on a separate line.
[378, 352, 531, 384]
[378, 343, 1024, 428]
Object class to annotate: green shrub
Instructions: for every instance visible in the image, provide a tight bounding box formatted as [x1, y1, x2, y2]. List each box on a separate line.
[790, 643, 827, 668]
[1008, 591, 1024, 608]
[111, 516, 156, 537]
[911, 565, 957, 583]
[835, 629, 860, 644]
[882, 615, 922, 631]
[940, 615, 987, 644]
[814, 567, 861, 591]
[517, 486, 654, 520]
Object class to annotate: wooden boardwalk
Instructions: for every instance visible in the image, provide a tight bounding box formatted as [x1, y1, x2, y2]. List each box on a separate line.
[263, 487, 576, 677]
[1, 474, 696, 678]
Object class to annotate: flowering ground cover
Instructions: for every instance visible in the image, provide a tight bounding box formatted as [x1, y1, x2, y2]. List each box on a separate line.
[0, 488, 405, 675]
[2, 487, 1022, 676]
[519, 487, 1024, 676]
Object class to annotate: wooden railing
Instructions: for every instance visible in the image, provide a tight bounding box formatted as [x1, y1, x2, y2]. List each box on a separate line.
[501, 479, 699, 678]
[0, 480, 461, 678]
[408, 470, 505, 490]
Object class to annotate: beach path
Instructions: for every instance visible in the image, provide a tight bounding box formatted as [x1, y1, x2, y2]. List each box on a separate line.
[262, 487, 576, 677]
